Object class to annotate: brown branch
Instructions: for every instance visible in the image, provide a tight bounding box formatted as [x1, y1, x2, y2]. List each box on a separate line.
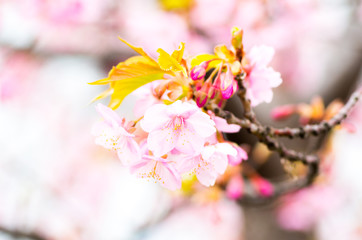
[239, 161, 318, 205]
[207, 103, 320, 165]
[0, 225, 47, 240]
[210, 88, 362, 140]
[269, 88, 362, 138]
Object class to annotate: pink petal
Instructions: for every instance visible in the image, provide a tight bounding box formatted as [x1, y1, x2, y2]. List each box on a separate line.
[155, 161, 182, 190]
[175, 127, 205, 155]
[131, 157, 181, 190]
[248, 45, 274, 67]
[116, 139, 141, 166]
[228, 145, 248, 165]
[211, 152, 229, 175]
[195, 160, 217, 187]
[213, 116, 241, 133]
[147, 127, 178, 157]
[186, 110, 216, 138]
[140, 103, 170, 132]
[95, 103, 122, 128]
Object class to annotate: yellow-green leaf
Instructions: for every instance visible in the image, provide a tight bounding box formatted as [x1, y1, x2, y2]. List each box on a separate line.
[89, 57, 167, 85]
[118, 37, 157, 64]
[90, 86, 113, 103]
[214, 45, 235, 62]
[190, 54, 221, 68]
[157, 48, 186, 75]
[171, 42, 185, 63]
[108, 72, 165, 109]
[90, 55, 168, 108]
[159, 0, 194, 11]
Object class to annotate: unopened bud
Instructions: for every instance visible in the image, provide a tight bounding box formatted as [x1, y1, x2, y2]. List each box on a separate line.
[190, 61, 208, 80]
[195, 92, 208, 107]
[226, 175, 244, 200]
[271, 105, 295, 120]
[231, 26, 243, 50]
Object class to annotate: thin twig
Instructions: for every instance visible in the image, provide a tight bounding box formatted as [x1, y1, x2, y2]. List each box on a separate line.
[0, 225, 46, 240]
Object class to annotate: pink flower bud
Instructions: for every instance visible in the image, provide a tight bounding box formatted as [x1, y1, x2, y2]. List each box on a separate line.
[190, 61, 208, 80]
[208, 86, 217, 99]
[196, 92, 208, 107]
[271, 105, 295, 120]
[226, 175, 244, 200]
[216, 65, 238, 99]
[251, 176, 274, 197]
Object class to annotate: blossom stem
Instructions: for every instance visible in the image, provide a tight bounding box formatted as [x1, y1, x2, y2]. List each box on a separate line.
[0, 225, 46, 240]
[205, 87, 361, 203]
[268, 88, 362, 138]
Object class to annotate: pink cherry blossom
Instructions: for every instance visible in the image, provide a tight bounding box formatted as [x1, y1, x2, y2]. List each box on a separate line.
[243, 45, 282, 106]
[188, 143, 237, 187]
[140, 100, 216, 157]
[92, 103, 140, 166]
[277, 186, 343, 231]
[130, 154, 181, 191]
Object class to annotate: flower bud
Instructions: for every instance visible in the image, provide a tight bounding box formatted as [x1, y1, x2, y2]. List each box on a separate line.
[195, 92, 208, 107]
[271, 105, 295, 120]
[217, 65, 238, 99]
[226, 175, 244, 200]
[231, 27, 243, 50]
[190, 61, 208, 80]
[250, 175, 274, 197]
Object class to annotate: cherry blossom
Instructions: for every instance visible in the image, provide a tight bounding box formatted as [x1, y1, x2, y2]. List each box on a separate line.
[243, 45, 282, 106]
[92, 103, 140, 166]
[188, 143, 237, 187]
[140, 100, 216, 157]
[130, 154, 181, 190]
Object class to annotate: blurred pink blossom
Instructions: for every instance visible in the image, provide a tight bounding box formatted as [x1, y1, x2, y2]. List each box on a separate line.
[277, 186, 343, 231]
[226, 175, 244, 200]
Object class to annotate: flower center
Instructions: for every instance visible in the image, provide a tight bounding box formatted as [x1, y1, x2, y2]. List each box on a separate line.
[173, 115, 184, 130]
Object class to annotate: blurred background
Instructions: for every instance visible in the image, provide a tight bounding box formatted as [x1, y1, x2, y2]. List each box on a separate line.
[0, 0, 361, 239]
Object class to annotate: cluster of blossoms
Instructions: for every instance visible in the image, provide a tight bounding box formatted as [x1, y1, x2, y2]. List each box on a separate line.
[91, 27, 281, 190]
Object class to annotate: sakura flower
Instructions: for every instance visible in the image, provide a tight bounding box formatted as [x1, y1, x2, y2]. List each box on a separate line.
[243, 45, 282, 106]
[130, 154, 181, 190]
[188, 143, 237, 187]
[92, 103, 140, 166]
[140, 100, 216, 157]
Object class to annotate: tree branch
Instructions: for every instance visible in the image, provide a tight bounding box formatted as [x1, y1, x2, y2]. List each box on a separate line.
[0, 225, 47, 240]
